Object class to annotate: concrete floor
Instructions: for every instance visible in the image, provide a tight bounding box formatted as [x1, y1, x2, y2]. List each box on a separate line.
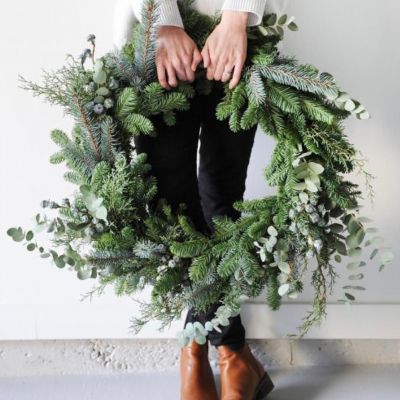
[1, 364, 400, 400]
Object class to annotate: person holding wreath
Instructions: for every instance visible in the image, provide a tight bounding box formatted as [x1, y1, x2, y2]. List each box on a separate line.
[114, 1, 278, 398]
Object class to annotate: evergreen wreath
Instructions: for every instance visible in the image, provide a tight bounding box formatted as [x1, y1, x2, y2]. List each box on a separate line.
[7, 0, 394, 346]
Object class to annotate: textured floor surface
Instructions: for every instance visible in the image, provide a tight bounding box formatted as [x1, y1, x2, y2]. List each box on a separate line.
[0, 364, 400, 400]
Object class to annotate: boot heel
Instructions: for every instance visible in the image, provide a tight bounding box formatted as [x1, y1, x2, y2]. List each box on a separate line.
[253, 372, 275, 400]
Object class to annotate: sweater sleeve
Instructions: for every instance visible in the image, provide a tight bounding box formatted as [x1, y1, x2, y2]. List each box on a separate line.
[113, 0, 137, 51]
[221, 0, 267, 26]
[156, 0, 184, 28]
[113, 0, 184, 51]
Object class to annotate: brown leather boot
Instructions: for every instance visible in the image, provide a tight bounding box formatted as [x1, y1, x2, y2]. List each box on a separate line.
[180, 340, 219, 400]
[218, 343, 275, 400]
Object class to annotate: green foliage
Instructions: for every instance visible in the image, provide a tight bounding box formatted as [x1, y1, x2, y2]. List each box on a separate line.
[8, 0, 391, 348]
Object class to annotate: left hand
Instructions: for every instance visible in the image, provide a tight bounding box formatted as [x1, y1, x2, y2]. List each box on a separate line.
[201, 10, 249, 90]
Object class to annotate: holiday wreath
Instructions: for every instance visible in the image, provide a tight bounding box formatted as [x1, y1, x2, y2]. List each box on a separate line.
[7, 0, 394, 345]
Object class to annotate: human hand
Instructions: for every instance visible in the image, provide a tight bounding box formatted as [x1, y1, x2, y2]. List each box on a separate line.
[156, 26, 203, 90]
[201, 10, 249, 90]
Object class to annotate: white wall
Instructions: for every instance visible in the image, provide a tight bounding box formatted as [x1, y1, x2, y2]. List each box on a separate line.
[0, 0, 399, 340]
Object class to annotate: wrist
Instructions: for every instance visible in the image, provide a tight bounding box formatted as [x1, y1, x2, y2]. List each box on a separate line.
[158, 25, 184, 33]
[220, 10, 249, 28]
[157, 25, 185, 38]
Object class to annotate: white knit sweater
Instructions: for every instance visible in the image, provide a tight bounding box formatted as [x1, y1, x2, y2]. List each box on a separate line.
[113, 0, 288, 50]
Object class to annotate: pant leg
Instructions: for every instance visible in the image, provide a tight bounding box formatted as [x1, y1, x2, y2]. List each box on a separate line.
[185, 85, 258, 350]
[132, 95, 210, 234]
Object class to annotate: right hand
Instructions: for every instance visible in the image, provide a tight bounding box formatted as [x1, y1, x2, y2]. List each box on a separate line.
[156, 26, 203, 90]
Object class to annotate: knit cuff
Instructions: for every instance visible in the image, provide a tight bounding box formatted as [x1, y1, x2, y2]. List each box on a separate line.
[156, 0, 184, 28]
[221, 0, 266, 26]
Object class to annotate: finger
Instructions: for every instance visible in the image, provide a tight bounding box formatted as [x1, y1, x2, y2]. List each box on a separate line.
[229, 58, 244, 90]
[181, 53, 194, 82]
[205, 53, 216, 80]
[166, 63, 178, 88]
[191, 48, 203, 72]
[156, 61, 170, 90]
[184, 62, 195, 82]
[221, 61, 235, 83]
[206, 64, 215, 80]
[173, 59, 187, 82]
[214, 58, 228, 81]
[201, 44, 211, 69]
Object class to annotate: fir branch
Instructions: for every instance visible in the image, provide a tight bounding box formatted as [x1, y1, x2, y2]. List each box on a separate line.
[256, 63, 339, 99]
[134, 0, 159, 84]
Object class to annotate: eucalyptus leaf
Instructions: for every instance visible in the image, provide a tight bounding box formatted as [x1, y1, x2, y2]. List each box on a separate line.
[94, 60, 104, 72]
[334, 254, 342, 263]
[330, 223, 344, 233]
[27, 243, 36, 251]
[343, 285, 366, 290]
[278, 262, 290, 274]
[330, 207, 343, 218]
[267, 225, 278, 237]
[93, 69, 107, 85]
[266, 13, 277, 26]
[54, 257, 66, 268]
[305, 179, 318, 192]
[358, 111, 370, 120]
[96, 86, 110, 96]
[7, 227, 25, 242]
[94, 206, 108, 221]
[25, 231, 34, 241]
[347, 217, 360, 234]
[336, 92, 351, 103]
[348, 247, 362, 258]
[345, 233, 359, 249]
[380, 250, 394, 265]
[77, 268, 92, 280]
[348, 273, 364, 280]
[308, 162, 324, 175]
[293, 182, 306, 191]
[299, 192, 308, 203]
[258, 25, 268, 36]
[344, 292, 355, 301]
[278, 14, 288, 25]
[278, 283, 290, 296]
[344, 100, 356, 111]
[334, 240, 347, 256]
[346, 262, 361, 270]
[276, 26, 284, 37]
[287, 291, 299, 299]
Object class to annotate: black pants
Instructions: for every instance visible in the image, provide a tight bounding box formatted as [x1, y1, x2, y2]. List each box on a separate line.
[133, 83, 257, 350]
